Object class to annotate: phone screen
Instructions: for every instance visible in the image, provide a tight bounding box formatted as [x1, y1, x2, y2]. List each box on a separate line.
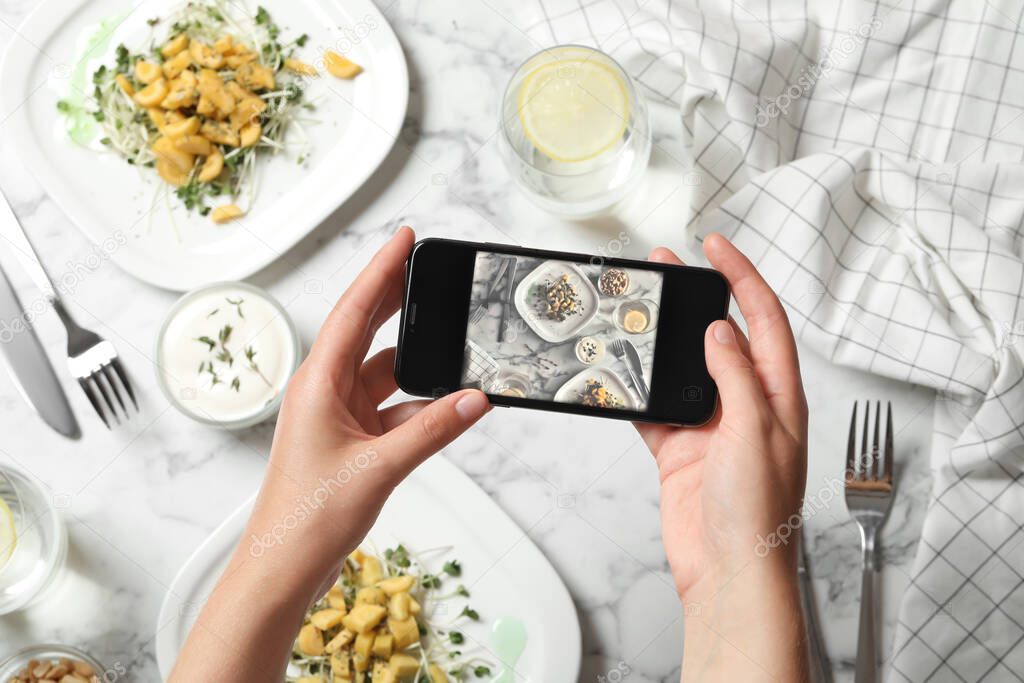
[461, 251, 663, 413]
[396, 239, 729, 425]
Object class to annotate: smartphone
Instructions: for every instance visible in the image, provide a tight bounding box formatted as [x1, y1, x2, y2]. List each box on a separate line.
[394, 238, 730, 425]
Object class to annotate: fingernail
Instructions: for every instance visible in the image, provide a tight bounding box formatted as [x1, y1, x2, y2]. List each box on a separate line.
[713, 321, 735, 345]
[455, 392, 489, 420]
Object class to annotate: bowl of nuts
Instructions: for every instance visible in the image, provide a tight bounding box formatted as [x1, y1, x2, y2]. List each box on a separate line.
[0, 645, 104, 683]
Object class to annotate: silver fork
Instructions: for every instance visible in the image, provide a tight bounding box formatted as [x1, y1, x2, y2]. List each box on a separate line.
[0, 190, 136, 428]
[608, 338, 650, 403]
[844, 401, 894, 683]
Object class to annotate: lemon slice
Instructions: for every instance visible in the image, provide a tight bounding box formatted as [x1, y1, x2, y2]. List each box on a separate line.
[0, 496, 15, 569]
[517, 58, 629, 163]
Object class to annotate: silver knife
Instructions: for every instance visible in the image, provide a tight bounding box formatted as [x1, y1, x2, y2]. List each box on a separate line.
[0, 262, 79, 438]
[799, 530, 832, 683]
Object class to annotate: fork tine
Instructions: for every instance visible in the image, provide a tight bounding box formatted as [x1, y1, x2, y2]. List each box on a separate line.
[884, 401, 894, 482]
[101, 364, 128, 416]
[871, 400, 881, 479]
[91, 372, 121, 425]
[846, 401, 858, 480]
[111, 358, 138, 411]
[78, 378, 110, 429]
[859, 399, 870, 480]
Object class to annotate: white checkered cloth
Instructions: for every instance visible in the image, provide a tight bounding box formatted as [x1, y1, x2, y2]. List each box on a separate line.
[529, 0, 1024, 680]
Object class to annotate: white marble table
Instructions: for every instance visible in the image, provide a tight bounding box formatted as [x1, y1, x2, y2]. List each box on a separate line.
[0, 1, 937, 680]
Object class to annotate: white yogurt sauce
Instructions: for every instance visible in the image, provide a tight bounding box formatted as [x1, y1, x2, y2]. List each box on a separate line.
[159, 284, 297, 424]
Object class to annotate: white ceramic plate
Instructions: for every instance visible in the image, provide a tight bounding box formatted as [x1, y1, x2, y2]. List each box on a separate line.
[0, 0, 407, 291]
[513, 260, 599, 343]
[553, 367, 635, 410]
[155, 455, 581, 681]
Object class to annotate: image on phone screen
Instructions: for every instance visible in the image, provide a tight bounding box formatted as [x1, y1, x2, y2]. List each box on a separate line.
[459, 251, 664, 412]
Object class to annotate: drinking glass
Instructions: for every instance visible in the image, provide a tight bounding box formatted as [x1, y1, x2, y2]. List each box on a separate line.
[499, 45, 651, 217]
[0, 464, 66, 614]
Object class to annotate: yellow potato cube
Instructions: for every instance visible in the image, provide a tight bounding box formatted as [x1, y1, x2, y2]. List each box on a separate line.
[360, 557, 383, 586]
[161, 72, 198, 110]
[372, 661, 397, 683]
[229, 97, 267, 130]
[285, 58, 319, 76]
[200, 120, 240, 147]
[133, 78, 169, 107]
[324, 51, 363, 79]
[355, 587, 387, 606]
[214, 35, 235, 54]
[175, 135, 213, 156]
[408, 598, 421, 616]
[350, 549, 366, 565]
[115, 74, 134, 96]
[134, 60, 162, 84]
[311, 608, 346, 630]
[226, 51, 258, 68]
[198, 149, 223, 183]
[377, 576, 415, 596]
[428, 664, 448, 683]
[296, 678, 322, 683]
[388, 654, 419, 679]
[196, 95, 216, 117]
[163, 116, 200, 138]
[161, 34, 189, 58]
[235, 62, 276, 90]
[146, 107, 167, 131]
[331, 651, 351, 677]
[162, 50, 192, 79]
[296, 623, 324, 656]
[355, 631, 375, 659]
[155, 158, 188, 187]
[190, 39, 225, 69]
[341, 604, 387, 634]
[327, 585, 349, 612]
[239, 121, 261, 148]
[325, 628, 355, 654]
[210, 204, 245, 224]
[387, 617, 419, 650]
[198, 69, 236, 115]
[151, 136, 195, 173]
[371, 633, 393, 659]
[388, 593, 410, 620]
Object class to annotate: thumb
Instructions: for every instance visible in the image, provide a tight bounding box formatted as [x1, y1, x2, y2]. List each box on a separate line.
[374, 389, 490, 476]
[705, 320, 767, 418]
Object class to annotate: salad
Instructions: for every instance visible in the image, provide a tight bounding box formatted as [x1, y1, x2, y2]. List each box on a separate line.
[289, 545, 493, 682]
[78, 1, 362, 222]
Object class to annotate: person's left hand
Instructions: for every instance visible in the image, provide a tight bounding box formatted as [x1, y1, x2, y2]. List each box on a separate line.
[244, 226, 490, 594]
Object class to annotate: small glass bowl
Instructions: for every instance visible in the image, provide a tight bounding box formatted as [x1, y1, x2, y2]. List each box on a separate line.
[154, 281, 302, 430]
[0, 644, 105, 681]
[614, 298, 659, 335]
[0, 466, 66, 615]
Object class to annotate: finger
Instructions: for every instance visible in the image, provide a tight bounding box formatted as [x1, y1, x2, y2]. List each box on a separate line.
[373, 390, 490, 482]
[648, 246, 752, 358]
[310, 226, 415, 376]
[378, 400, 429, 431]
[360, 347, 399, 406]
[703, 233, 806, 433]
[705, 320, 769, 421]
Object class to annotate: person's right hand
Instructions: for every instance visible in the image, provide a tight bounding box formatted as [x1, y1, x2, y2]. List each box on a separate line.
[638, 233, 809, 681]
